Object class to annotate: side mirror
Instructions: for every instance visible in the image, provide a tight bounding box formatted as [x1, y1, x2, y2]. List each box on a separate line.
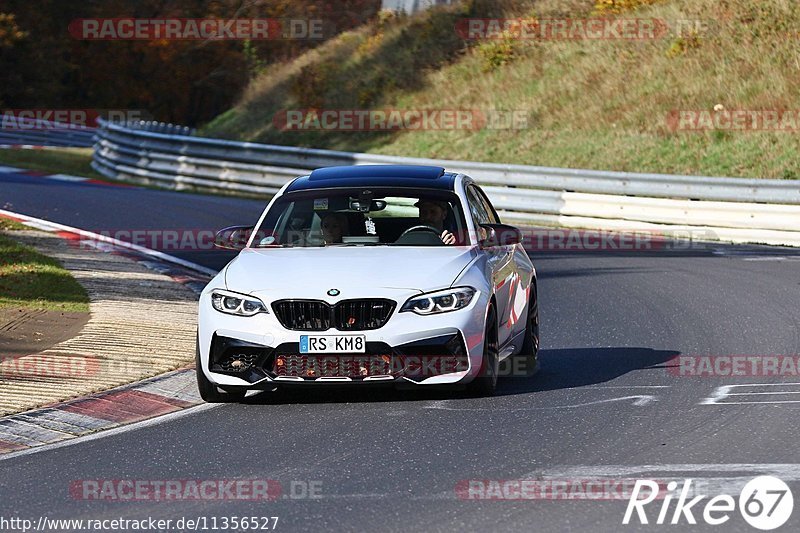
[214, 225, 254, 250]
[479, 223, 522, 247]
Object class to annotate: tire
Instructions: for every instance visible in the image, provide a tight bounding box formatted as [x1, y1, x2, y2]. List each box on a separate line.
[466, 305, 499, 396]
[196, 339, 246, 403]
[514, 283, 540, 378]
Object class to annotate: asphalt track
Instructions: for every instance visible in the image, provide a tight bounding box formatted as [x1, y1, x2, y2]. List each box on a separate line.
[2, 169, 800, 532]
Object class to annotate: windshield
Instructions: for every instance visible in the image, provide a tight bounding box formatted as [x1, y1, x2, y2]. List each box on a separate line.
[253, 189, 467, 247]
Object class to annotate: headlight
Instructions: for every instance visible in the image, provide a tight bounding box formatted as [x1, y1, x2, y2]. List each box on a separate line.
[400, 287, 476, 315]
[211, 289, 268, 317]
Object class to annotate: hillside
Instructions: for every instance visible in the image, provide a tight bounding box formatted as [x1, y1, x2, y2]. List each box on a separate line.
[201, 0, 800, 179]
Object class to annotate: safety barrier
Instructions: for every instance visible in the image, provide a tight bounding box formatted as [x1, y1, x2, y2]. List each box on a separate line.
[92, 120, 800, 246]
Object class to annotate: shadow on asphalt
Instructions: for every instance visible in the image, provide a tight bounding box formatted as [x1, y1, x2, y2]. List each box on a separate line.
[498, 347, 679, 396]
[535, 266, 663, 280]
[239, 347, 679, 405]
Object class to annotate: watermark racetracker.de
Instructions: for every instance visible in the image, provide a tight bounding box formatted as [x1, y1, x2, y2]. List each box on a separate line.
[0, 354, 103, 379]
[70, 479, 322, 501]
[273, 109, 531, 132]
[68, 18, 325, 40]
[455, 18, 715, 41]
[669, 355, 800, 377]
[1, 109, 149, 130]
[456, 18, 668, 41]
[667, 109, 800, 133]
[71, 228, 717, 253]
[456, 478, 664, 500]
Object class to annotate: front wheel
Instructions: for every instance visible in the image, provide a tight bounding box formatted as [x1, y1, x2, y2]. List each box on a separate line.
[466, 305, 499, 396]
[196, 340, 246, 403]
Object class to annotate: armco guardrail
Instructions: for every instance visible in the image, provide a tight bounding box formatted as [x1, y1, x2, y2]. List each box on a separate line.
[0, 117, 96, 148]
[92, 120, 800, 246]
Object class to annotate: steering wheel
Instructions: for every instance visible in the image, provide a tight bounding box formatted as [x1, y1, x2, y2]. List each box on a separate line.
[399, 225, 443, 241]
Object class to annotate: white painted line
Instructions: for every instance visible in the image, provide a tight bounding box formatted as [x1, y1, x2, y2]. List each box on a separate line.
[0, 165, 22, 173]
[426, 395, 658, 411]
[513, 464, 800, 497]
[0, 208, 218, 277]
[299, 464, 800, 501]
[710, 400, 800, 404]
[547, 395, 658, 408]
[0, 403, 220, 462]
[728, 391, 800, 395]
[701, 385, 733, 405]
[595, 385, 672, 389]
[47, 173, 89, 182]
[717, 383, 800, 391]
[702, 383, 800, 405]
[533, 463, 800, 478]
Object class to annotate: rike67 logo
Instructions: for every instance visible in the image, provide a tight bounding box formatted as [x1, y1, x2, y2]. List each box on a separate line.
[624, 476, 793, 530]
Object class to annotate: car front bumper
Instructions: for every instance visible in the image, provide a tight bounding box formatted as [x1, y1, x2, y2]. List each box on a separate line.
[197, 288, 489, 389]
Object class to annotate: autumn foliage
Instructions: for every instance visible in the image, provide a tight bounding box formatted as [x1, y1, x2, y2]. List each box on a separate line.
[0, 0, 380, 126]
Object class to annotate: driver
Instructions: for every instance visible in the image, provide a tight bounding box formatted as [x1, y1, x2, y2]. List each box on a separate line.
[321, 212, 349, 244]
[415, 200, 456, 245]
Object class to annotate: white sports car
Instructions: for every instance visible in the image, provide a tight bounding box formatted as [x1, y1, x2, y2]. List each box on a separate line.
[197, 165, 539, 401]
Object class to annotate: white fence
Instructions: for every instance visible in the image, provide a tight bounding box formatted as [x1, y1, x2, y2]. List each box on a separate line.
[92, 120, 800, 247]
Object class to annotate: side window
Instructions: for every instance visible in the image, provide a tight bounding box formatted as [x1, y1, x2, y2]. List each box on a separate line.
[474, 186, 500, 224]
[466, 186, 491, 226]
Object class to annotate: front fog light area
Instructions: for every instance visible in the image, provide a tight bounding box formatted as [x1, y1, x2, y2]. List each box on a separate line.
[401, 287, 476, 315]
[211, 290, 267, 317]
[209, 335, 273, 383]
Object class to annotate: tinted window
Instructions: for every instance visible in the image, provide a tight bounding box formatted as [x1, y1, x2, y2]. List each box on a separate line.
[253, 188, 466, 247]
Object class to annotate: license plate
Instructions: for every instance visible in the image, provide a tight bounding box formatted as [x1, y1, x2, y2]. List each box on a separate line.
[299, 335, 366, 354]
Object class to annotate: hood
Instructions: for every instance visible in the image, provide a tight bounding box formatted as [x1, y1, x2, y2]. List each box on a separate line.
[224, 246, 477, 298]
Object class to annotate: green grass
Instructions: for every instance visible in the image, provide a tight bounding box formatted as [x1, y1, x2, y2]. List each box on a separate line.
[0, 147, 103, 179]
[201, 0, 800, 179]
[0, 232, 90, 312]
[0, 218, 28, 231]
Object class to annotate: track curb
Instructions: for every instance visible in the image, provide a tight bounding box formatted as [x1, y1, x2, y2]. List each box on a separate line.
[0, 368, 201, 455]
[0, 205, 215, 456]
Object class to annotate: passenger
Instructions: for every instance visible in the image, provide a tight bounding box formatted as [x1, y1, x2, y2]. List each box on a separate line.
[415, 199, 456, 245]
[321, 212, 349, 244]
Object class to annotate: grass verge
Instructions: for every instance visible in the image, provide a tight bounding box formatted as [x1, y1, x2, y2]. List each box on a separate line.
[0, 218, 28, 231]
[202, 0, 800, 179]
[0, 147, 103, 179]
[0, 226, 90, 312]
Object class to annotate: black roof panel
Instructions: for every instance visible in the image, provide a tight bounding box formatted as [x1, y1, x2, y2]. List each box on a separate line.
[286, 165, 456, 192]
